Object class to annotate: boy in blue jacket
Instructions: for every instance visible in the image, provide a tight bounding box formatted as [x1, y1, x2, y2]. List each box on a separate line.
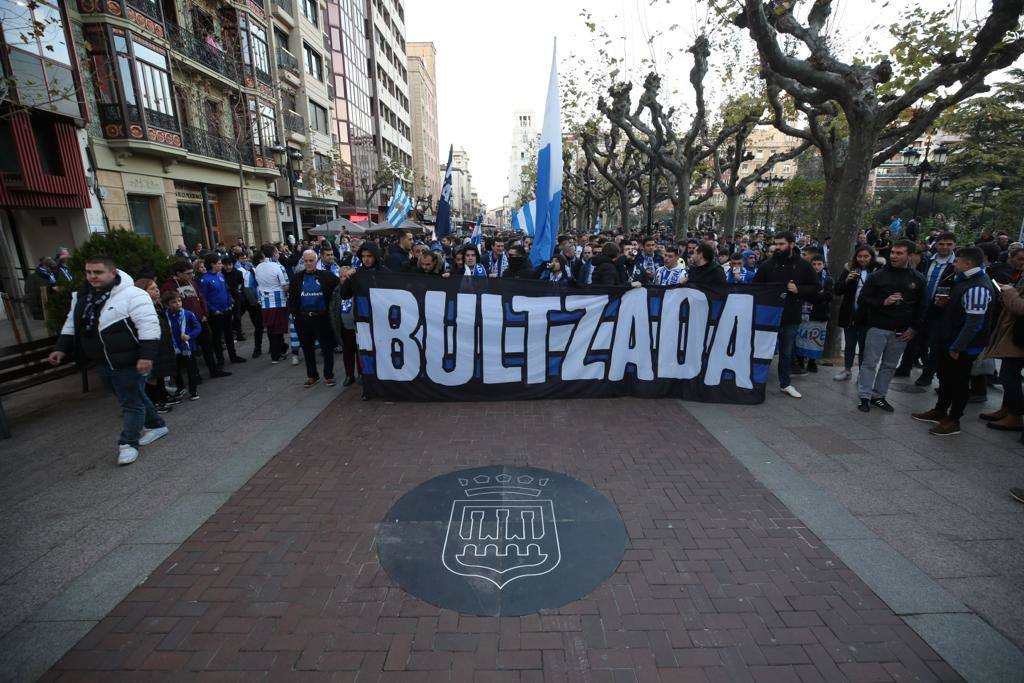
[162, 291, 203, 400]
[198, 255, 246, 368]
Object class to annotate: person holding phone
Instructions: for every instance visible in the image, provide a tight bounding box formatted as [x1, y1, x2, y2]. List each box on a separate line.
[854, 240, 927, 413]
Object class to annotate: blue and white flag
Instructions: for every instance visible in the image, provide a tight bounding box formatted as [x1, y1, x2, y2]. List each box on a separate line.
[435, 145, 454, 239]
[385, 181, 411, 228]
[512, 200, 536, 236]
[592, 215, 601, 236]
[470, 214, 483, 246]
[530, 41, 562, 269]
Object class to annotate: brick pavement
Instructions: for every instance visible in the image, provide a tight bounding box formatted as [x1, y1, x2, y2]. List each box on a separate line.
[42, 395, 961, 682]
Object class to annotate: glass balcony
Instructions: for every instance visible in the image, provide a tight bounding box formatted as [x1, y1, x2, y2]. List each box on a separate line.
[276, 47, 299, 75]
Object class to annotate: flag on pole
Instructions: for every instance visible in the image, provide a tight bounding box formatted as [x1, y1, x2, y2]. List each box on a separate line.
[470, 213, 484, 246]
[530, 40, 562, 269]
[435, 145, 454, 239]
[593, 215, 602, 236]
[512, 200, 536, 236]
[384, 181, 411, 228]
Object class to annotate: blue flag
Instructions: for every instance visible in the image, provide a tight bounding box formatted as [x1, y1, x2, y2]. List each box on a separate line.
[471, 213, 484, 246]
[593, 215, 602, 236]
[512, 200, 536, 236]
[530, 41, 562, 269]
[435, 145, 454, 239]
[385, 181, 411, 228]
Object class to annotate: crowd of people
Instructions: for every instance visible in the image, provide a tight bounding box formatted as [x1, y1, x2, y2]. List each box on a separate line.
[46, 222, 1024, 482]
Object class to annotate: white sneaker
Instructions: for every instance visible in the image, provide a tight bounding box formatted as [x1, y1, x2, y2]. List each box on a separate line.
[290, 355, 300, 366]
[118, 444, 139, 466]
[833, 369, 851, 381]
[138, 426, 169, 446]
[781, 385, 803, 399]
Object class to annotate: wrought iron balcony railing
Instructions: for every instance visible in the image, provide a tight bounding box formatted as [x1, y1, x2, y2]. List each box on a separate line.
[182, 125, 255, 165]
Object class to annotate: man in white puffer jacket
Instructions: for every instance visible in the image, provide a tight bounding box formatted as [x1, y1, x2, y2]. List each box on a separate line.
[49, 256, 169, 466]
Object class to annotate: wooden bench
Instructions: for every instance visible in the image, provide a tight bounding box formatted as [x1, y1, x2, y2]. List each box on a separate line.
[0, 336, 90, 439]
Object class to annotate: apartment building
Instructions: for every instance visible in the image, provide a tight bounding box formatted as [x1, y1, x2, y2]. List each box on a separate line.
[407, 41, 438, 206]
[0, 0, 94, 291]
[366, 0, 411, 170]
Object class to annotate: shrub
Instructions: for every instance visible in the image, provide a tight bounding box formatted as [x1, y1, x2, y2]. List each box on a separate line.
[44, 231, 175, 334]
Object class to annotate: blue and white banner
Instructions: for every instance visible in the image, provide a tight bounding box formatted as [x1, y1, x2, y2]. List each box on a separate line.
[350, 273, 785, 404]
[385, 181, 411, 228]
[435, 145, 454, 239]
[512, 200, 536, 236]
[529, 41, 562, 269]
[593, 215, 602, 236]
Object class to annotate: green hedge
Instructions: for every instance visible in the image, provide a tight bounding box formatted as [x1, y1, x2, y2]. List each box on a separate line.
[44, 231, 176, 334]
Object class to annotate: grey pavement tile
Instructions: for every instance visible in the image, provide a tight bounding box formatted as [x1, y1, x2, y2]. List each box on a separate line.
[826, 538, 968, 615]
[906, 469, 1024, 516]
[860, 515, 999, 579]
[903, 613, 1024, 683]
[0, 620, 96, 683]
[29, 543, 179, 623]
[938, 576, 1024, 648]
[126, 493, 231, 544]
[957, 539, 1024, 586]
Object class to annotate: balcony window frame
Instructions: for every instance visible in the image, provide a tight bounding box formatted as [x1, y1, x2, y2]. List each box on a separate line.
[303, 42, 322, 82]
[308, 98, 328, 135]
[300, 0, 318, 26]
[238, 14, 272, 86]
[0, 0, 86, 119]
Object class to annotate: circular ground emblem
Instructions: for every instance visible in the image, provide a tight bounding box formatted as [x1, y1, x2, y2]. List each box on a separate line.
[378, 465, 626, 616]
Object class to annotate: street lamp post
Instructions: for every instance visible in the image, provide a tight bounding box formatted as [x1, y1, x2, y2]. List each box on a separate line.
[927, 175, 950, 216]
[758, 174, 784, 231]
[268, 145, 304, 242]
[902, 140, 949, 217]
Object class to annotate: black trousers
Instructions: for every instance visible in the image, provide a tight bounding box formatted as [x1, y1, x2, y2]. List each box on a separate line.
[245, 303, 264, 353]
[339, 327, 356, 379]
[207, 311, 238, 363]
[935, 352, 977, 421]
[195, 322, 219, 374]
[174, 354, 200, 396]
[295, 314, 335, 379]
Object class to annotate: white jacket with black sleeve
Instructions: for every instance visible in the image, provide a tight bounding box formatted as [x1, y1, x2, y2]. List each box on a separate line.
[54, 270, 161, 369]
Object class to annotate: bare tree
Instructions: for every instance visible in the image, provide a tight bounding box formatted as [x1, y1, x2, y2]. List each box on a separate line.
[733, 0, 1024, 274]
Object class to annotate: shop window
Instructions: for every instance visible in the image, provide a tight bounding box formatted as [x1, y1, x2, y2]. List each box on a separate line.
[128, 195, 158, 240]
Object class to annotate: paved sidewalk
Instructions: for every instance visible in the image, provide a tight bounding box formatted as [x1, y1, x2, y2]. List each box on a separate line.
[0, 333, 345, 681]
[696, 363, 1024, 656]
[42, 394, 964, 682]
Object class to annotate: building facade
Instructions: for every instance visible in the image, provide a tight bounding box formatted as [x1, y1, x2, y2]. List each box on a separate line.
[407, 41, 438, 208]
[507, 109, 537, 207]
[366, 0, 410, 170]
[1, 0, 95, 300]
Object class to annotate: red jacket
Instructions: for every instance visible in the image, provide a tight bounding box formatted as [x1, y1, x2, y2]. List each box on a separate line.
[160, 276, 208, 321]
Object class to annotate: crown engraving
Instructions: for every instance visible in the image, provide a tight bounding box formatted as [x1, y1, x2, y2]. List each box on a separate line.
[456, 474, 549, 498]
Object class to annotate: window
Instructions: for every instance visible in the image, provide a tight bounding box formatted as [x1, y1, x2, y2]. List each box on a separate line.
[128, 195, 158, 240]
[113, 33, 175, 129]
[0, 0, 80, 117]
[303, 43, 322, 81]
[308, 100, 328, 134]
[301, 0, 318, 26]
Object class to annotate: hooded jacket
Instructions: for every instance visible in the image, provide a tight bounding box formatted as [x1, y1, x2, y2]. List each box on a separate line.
[338, 242, 389, 299]
[55, 270, 161, 369]
[590, 254, 623, 286]
[501, 255, 538, 279]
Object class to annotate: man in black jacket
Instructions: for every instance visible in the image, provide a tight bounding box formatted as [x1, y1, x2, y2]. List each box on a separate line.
[913, 247, 996, 436]
[686, 243, 727, 285]
[501, 242, 538, 279]
[911, 232, 957, 385]
[855, 240, 927, 412]
[752, 231, 819, 399]
[288, 250, 340, 387]
[385, 231, 415, 272]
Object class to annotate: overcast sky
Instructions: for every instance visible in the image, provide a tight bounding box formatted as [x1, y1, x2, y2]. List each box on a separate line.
[405, 0, 991, 210]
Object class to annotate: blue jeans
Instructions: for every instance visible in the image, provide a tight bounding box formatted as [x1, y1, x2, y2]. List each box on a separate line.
[778, 323, 799, 388]
[97, 364, 165, 447]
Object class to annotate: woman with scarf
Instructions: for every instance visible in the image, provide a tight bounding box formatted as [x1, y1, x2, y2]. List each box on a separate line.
[135, 278, 179, 412]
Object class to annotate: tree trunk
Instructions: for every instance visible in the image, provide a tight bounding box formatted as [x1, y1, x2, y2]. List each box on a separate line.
[821, 122, 878, 360]
[673, 174, 690, 239]
[619, 190, 630, 233]
[722, 192, 741, 238]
